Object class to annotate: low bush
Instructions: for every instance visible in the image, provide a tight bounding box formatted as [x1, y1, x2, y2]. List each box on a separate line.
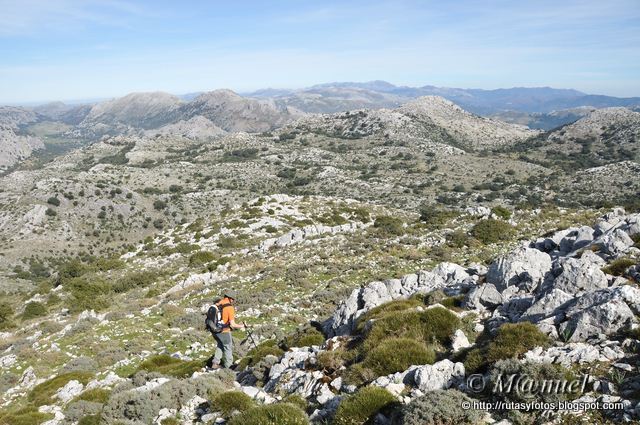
[74, 388, 111, 404]
[28, 372, 94, 406]
[210, 390, 255, 417]
[418, 204, 457, 229]
[21, 301, 47, 320]
[238, 340, 284, 371]
[227, 402, 308, 425]
[111, 271, 157, 293]
[463, 348, 486, 373]
[602, 257, 636, 276]
[64, 400, 103, 423]
[333, 386, 397, 425]
[61, 357, 99, 374]
[486, 322, 550, 363]
[355, 299, 423, 332]
[373, 216, 405, 236]
[392, 389, 484, 424]
[0, 302, 14, 330]
[64, 277, 111, 313]
[78, 415, 101, 425]
[189, 251, 216, 266]
[363, 307, 460, 352]
[282, 394, 308, 412]
[363, 337, 435, 376]
[136, 355, 204, 379]
[470, 219, 515, 244]
[489, 359, 577, 405]
[281, 325, 325, 349]
[491, 206, 512, 220]
[0, 405, 53, 425]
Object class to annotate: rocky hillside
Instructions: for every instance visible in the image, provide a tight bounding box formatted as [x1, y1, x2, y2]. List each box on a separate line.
[399, 96, 536, 149]
[511, 107, 640, 170]
[0, 201, 638, 424]
[78, 92, 184, 133]
[0, 127, 44, 172]
[178, 90, 300, 133]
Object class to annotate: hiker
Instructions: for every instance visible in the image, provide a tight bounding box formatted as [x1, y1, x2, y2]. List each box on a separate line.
[206, 290, 245, 369]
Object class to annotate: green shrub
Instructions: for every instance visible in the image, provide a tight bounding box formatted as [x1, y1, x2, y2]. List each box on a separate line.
[93, 257, 125, 271]
[418, 204, 457, 229]
[22, 301, 47, 320]
[470, 219, 515, 244]
[28, 372, 94, 406]
[491, 206, 512, 220]
[489, 359, 577, 405]
[373, 216, 405, 236]
[355, 299, 423, 332]
[0, 302, 14, 330]
[238, 341, 284, 371]
[189, 251, 216, 266]
[0, 405, 53, 425]
[463, 348, 486, 373]
[45, 208, 57, 217]
[228, 402, 308, 425]
[136, 355, 204, 378]
[111, 271, 157, 293]
[74, 388, 111, 404]
[394, 389, 484, 425]
[362, 337, 435, 376]
[47, 197, 60, 206]
[64, 277, 111, 313]
[602, 257, 636, 276]
[78, 415, 101, 425]
[334, 386, 397, 425]
[153, 199, 167, 210]
[281, 326, 325, 349]
[363, 307, 460, 352]
[486, 322, 550, 363]
[57, 260, 95, 283]
[282, 395, 308, 412]
[210, 390, 255, 417]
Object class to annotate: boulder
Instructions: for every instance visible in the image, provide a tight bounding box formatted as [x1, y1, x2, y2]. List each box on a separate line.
[486, 247, 552, 293]
[596, 229, 635, 256]
[548, 257, 608, 295]
[520, 288, 574, 323]
[465, 283, 502, 309]
[451, 329, 471, 352]
[413, 360, 465, 392]
[54, 380, 84, 404]
[432, 262, 470, 285]
[560, 296, 636, 342]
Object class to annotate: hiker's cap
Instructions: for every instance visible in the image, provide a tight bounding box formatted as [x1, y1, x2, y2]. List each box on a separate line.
[224, 289, 238, 300]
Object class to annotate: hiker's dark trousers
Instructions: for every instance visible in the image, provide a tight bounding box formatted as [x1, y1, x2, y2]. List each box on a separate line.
[213, 331, 233, 368]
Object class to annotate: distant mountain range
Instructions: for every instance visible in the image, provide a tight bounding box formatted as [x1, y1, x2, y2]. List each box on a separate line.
[245, 81, 640, 129]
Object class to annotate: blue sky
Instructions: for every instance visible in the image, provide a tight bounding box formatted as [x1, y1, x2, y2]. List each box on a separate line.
[1, 0, 639, 103]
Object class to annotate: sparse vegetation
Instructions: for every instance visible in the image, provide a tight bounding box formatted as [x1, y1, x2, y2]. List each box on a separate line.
[333, 386, 397, 425]
[471, 218, 515, 244]
[227, 402, 308, 425]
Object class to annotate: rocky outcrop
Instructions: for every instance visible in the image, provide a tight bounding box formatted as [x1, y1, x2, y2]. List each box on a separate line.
[464, 210, 640, 342]
[323, 270, 449, 337]
[258, 222, 368, 252]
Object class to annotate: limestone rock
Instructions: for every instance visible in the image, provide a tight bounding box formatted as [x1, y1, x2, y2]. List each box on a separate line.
[486, 247, 552, 293]
[413, 360, 465, 392]
[54, 380, 84, 404]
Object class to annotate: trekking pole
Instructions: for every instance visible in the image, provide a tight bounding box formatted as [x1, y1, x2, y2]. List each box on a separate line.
[243, 321, 259, 350]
